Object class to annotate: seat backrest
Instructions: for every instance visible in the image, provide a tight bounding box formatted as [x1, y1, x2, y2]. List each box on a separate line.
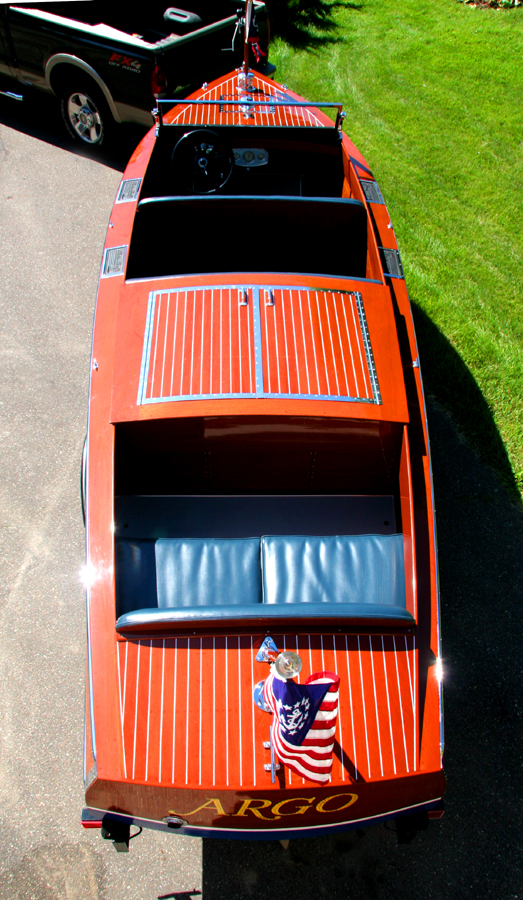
[155, 537, 262, 608]
[261, 534, 406, 608]
[128, 197, 367, 279]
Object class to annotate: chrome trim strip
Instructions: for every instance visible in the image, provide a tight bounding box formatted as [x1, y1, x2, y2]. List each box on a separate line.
[252, 287, 264, 394]
[124, 274, 384, 287]
[141, 391, 258, 403]
[140, 391, 374, 405]
[410, 331, 444, 761]
[157, 98, 341, 129]
[355, 292, 381, 404]
[85, 304, 96, 768]
[137, 293, 157, 405]
[83, 797, 444, 840]
[86, 591, 96, 762]
[0, 90, 23, 101]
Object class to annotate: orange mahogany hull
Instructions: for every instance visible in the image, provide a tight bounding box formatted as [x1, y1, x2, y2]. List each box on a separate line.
[84, 66, 445, 841]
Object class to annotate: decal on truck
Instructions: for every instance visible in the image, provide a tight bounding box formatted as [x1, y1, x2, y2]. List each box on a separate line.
[108, 52, 141, 73]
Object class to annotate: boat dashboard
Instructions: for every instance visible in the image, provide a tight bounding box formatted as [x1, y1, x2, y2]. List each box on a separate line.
[140, 123, 346, 200]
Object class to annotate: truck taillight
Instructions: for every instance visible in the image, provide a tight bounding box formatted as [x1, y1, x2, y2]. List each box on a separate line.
[151, 65, 167, 99]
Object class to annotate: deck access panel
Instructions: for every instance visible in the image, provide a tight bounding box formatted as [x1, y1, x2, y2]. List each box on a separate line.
[137, 286, 381, 406]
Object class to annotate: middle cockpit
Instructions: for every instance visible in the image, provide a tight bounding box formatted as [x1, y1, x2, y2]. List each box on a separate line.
[125, 123, 376, 280]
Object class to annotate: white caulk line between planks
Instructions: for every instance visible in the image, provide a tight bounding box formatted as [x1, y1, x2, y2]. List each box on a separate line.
[381, 635, 397, 776]
[393, 635, 410, 773]
[159, 638, 165, 782]
[369, 635, 383, 778]
[172, 638, 178, 783]
[333, 635, 345, 782]
[345, 635, 358, 780]
[357, 635, 371, 779]
[144, 640, 153, 781]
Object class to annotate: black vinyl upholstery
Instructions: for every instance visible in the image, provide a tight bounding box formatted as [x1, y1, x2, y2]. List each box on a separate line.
[126, 196, 367, 280]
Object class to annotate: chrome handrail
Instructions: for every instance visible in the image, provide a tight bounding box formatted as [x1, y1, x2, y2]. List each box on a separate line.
[154, 98, 346, 131]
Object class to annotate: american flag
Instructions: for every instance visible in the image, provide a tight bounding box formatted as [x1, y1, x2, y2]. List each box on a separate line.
[247, 5, 267, 65]
[262, 668, 340, 784]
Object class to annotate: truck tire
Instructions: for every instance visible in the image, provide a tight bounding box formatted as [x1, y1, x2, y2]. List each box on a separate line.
[60, 79, 111, 148]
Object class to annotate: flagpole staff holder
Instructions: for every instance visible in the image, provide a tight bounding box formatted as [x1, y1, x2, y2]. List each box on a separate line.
[254, 639, 303, 712]
[254, 637, 306, 780]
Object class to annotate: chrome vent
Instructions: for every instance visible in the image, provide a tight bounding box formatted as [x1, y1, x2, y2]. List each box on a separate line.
[101, 246, 127, 278]
[360, 179, 385, 205]
[117, 178, 142, 202]
[379, 247, 404, 279]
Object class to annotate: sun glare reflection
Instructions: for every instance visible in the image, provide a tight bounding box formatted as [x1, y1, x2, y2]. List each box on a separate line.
[79, 562, 97, 589]
[435, 658, 443, 684]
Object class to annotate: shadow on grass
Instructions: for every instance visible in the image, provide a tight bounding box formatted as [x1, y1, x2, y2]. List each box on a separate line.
[411, 302, 520, 501]
[268, 0, 362, 49]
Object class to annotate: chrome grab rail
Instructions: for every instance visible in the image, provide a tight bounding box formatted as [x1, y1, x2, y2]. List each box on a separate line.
[154, 98, 346, 131]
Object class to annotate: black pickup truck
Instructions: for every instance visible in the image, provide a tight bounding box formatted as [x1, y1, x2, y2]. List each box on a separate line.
[0, 1, 271, 147]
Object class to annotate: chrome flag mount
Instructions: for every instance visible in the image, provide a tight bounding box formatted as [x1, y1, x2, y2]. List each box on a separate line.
[253, 637, 340, 784]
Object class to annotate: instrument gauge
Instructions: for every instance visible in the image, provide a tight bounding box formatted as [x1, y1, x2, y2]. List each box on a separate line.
[233, 148, 269, 167]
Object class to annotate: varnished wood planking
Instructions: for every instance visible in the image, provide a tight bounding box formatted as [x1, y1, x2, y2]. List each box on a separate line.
[166, 75, 326, 129]
[117, 633, 416, 790]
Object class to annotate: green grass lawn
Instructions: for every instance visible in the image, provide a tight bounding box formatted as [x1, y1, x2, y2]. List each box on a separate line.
[269, 0, 523, 497]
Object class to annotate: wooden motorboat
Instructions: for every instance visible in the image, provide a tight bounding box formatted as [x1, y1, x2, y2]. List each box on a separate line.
[81, 7, 445, 850]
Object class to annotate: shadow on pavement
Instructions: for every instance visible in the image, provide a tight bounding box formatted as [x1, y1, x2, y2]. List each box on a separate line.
[0, 88, 149, 172]
[190, 399, 523, 900]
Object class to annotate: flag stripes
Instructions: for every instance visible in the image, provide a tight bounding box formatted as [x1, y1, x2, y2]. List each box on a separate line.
[263, 670, 340, 784]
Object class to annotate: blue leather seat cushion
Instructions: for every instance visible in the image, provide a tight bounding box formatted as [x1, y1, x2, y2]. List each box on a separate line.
[155, 537, 262, 608]
[261, 534, 406, 607]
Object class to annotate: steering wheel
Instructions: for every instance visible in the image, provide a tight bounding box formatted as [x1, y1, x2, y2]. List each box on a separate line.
[171, 129, 234, 194]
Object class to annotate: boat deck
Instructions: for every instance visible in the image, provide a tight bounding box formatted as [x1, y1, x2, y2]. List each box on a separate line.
[117, 631, 417, 788]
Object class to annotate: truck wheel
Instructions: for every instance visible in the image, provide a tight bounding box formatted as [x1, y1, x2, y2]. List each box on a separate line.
[60, 81, 110, 148]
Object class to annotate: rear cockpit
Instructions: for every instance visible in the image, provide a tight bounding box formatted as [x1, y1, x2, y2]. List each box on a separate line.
[112, 414, 416, 632]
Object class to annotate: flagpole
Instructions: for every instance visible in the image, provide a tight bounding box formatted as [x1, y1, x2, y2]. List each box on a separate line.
[243, 0, 253, 74]
[270, 722, 276, 784]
